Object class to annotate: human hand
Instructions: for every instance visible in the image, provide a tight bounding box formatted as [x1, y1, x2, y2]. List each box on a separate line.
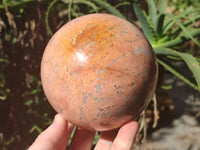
[28, 114, 139, 150]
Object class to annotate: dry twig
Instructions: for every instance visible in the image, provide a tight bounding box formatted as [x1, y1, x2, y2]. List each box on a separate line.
[4, 3, 17, 35]
[152, 93, 160, 128]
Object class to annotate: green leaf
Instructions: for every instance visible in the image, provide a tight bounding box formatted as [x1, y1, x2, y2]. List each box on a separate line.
[179, 53, 200, 88]
[156, 13, 165, 37]
[132, 1, 155, 44]
[12, 37, 17, 43]
[24, 99, 33, 106]
[163, 9, 200, 35]
[148, 0, 167, 37]
[29, 89, 37, 95]
[0, 95, 6, 100]
[157, 0, 167, 14]
[161, 85, 173, 90]
[0, 58, 9, 64]
[154, 47, 200, 90]
[115, 1, 130, 9]
[67, 126, 77, 147]
[90, 0, 125, 19]
[165, 13, 200, 46]
[157, 58, 200, 92]
[148, 0, 157, 28]
[29, 125, 42, 134]
[169, 15, 200, 38]
[154, 28, 200, 48]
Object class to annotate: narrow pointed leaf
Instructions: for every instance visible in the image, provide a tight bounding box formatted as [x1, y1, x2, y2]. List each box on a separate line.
[157, 58, 200, 92]
[115, 1, 130, 9]
[165, 13, 199, 46]
[148, 0, 157, 28]
[154, 47, 200, 89]
[163, 9, 200, 35]
[156, 13, 165, 37]
[157, 0, 167, 14]
[132, 1, 155, 44]
[154, 28, 200, 48]
[169, 15, 200, 37]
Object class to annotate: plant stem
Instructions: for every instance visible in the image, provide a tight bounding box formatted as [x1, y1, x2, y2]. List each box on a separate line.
[68, 0, 73, 21]
[45, 0, 58, 36]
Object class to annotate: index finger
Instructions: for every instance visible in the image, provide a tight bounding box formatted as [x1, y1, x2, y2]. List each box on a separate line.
[28, 114, 74, 150]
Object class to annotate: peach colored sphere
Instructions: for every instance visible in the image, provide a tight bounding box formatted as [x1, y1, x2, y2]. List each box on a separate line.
[41, 13, 158, 131]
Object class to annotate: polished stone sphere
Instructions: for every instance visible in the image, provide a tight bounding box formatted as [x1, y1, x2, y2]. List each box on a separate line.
[41, 13, 158, 131]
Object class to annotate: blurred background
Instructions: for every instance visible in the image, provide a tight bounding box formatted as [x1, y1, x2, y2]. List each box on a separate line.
[0, 0, 200, 149]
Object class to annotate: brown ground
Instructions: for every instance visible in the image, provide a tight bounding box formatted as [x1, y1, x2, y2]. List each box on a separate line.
[134, 79, 200, 150]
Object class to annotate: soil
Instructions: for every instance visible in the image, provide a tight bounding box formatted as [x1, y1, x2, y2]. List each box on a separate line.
[134, 79, 200, 150]
[0, 2, 56, 149]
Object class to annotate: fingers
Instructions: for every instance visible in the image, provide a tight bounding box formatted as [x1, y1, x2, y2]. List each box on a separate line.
[28, 114, 74, 150]
[28, 114, 139, 150]
[94, 129, 118, 150]
[111, 121, 139, 150]
[95, 121, 139, 150]
[69, 127, 95, 150]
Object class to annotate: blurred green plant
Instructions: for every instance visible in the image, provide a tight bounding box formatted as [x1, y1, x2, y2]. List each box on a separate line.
[24, 75, 43, 106]
[24, 74, 53, 131]
[170, 0, 200, 12]
[0, 137, 15, 150]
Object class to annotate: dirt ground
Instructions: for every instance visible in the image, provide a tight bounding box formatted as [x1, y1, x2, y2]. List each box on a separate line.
[134, 80, 200, 150]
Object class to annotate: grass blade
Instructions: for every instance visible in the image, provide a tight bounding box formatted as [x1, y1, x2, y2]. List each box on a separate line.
[0, 58, 9, 63]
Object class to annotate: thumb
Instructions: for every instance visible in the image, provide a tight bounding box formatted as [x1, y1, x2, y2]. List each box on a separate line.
[28, 114, 74, 150]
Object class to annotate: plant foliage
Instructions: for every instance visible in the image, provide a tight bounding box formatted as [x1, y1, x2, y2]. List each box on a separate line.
[130, 0, 200, 92]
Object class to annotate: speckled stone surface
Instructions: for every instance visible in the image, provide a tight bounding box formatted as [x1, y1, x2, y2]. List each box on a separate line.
[41, 13, 158, 131]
